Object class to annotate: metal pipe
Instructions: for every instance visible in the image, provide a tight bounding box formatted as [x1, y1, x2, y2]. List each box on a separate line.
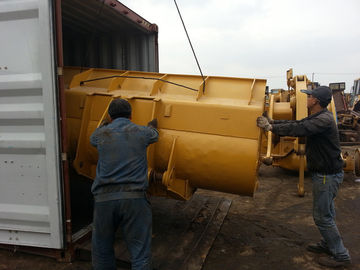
[298, 145, 305, 197]
[263, 94, 274, 165]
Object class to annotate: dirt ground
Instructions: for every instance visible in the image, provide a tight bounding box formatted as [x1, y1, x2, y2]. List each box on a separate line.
[202, 167, 360, 270]
[0, 165, 359, 270]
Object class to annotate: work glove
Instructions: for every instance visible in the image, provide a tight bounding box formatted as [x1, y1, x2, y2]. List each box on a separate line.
[147, 118, 158, 129]
[257, 116, 272, 131]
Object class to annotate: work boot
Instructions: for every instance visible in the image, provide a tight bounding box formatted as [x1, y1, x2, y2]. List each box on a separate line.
[306, 242, 332, 255]
[318, 256, 351, 268]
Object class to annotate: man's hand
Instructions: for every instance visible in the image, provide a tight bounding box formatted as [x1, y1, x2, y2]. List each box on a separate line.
[147, 118, 158, 129]
[257, 116, 272, 131]
[100, 119, 111, 127]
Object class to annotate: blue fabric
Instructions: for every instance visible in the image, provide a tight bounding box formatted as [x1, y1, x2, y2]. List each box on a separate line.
[92, 198, 152, 270]
[312, 171, 350, 260]
[90, 117, 158, 199]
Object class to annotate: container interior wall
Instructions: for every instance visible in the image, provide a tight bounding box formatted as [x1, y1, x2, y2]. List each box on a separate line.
[61, 0, 158, 72]
[60, 0, 159, 235]
[62, 27, 157, 71]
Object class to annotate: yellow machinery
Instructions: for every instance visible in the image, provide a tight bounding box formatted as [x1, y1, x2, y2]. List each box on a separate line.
[64, 67, 359, 199]
[258, 69, 318, 196]
[64, 67, 266, 200]
[259, 69, 356, 196]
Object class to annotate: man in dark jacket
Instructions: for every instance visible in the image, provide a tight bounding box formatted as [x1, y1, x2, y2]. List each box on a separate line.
[257, 86, 351, 268]
[90, 98, 159, 270]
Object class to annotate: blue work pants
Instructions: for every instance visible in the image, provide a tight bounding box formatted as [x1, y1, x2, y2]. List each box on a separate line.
[312, 171, 350, 260]
[92, 198, 152, 270]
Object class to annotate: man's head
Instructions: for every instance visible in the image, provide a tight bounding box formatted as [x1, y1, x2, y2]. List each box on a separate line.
[301, 86, 332, 108]
[108, 99, 132, 120]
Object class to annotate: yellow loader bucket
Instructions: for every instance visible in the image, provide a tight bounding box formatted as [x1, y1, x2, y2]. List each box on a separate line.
[65, 68, 266, 200]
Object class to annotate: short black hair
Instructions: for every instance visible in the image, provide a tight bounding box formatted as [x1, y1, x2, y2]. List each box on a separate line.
[319, 100, 329, 108]
[108, 99, 132, 119]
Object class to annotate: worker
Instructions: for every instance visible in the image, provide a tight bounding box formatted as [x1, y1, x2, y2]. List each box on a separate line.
[90, 98, 159, 270]
[256, 86, 351, 268]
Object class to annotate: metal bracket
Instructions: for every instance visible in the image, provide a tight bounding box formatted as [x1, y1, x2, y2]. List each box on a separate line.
[162, 137, 177, 186]
[61, 153, 67, 161]
[57, 67, 63, 76]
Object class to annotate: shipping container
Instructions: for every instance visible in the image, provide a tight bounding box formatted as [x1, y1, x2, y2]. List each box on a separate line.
[0, 0, 158, 259]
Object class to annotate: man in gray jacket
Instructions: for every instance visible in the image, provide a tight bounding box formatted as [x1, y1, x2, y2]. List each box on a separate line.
[257, 86, 351, 268]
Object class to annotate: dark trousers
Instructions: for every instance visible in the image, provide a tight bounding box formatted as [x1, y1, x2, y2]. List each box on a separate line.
[92, 198, 152, 270]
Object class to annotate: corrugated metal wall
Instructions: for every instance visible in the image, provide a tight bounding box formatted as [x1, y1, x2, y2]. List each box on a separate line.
[62, 0, 159, 72]
[62, 32, 158, 71]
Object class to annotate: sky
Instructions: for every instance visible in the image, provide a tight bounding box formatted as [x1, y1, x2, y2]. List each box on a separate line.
[120, 0, 360, 92]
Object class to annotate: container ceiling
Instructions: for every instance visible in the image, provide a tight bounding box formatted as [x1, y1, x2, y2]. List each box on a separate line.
[61, 0, 158, 35]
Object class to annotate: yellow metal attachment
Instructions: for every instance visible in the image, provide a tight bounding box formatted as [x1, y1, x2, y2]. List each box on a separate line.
[64, 67, 266, 200]
[263, 94, 274, 165]
[261, 69, 312, 196]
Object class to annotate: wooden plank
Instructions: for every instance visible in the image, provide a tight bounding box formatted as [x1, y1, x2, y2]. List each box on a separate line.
[157, 197, 232, 270]
[180, 198, 232, 270]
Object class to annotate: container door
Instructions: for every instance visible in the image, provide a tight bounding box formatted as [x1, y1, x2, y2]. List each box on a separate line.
[0, 0, 63, 248]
